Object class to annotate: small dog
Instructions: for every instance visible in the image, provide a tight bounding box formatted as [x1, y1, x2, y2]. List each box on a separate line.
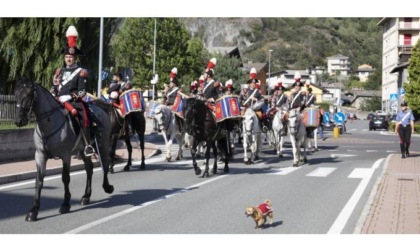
[245, 199, 274, 229]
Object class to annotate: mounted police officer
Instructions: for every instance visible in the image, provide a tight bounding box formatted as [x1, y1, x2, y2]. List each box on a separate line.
[289, 71, 306, 112]
[395, 101, 415, 158]
[202, 58, 222, 109]
[164, 67, 180, 107]
[51, 25, 94, 155]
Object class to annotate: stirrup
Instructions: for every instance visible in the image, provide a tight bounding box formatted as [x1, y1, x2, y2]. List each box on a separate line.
[262, 126, 268, 133]
[84, 145, 95, 157]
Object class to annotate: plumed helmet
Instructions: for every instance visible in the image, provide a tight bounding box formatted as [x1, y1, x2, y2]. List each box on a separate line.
[294, 71, 301, 82]
[190, 81, 198, 90]
[225, 79, 233, 88]
[247, 67, 258, 84]
[170, 67, 178, 79]
[60, 25, 84, 56]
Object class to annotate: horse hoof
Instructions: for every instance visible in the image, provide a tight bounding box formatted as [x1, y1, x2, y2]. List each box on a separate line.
[80, 197, 90, 205]
[254, 156, 259, 161]
[59, 204, 71, 214]
[224, 167, 229, 173]
[166, 157, 171, 162]
[293, 163, 298, 167]
[195, 169, 201, 176]
[279, 154, 283, 158]
[110, 168, 114, 174]
[104, 185, 114, 194]
[303, 158, 308, 163]
[140, 163, 146, 170]
[123, 165, 130, 171]
[25, 212, 38, 222]
[176, 156, 182, 161]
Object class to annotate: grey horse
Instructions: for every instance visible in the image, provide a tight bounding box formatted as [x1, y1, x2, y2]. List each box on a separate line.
[14, 78, 114, 221]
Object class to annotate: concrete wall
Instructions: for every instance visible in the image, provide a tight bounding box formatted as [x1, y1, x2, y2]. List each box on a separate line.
[0, 129, 35, 163]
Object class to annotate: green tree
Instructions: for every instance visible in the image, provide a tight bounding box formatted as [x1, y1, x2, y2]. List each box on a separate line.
[361, 96, 382, 112]
[211, 53, 246, 92]
[364, 70, 382, 90]
[111, 18, 205, 92]
[0, 18, 119, 94]
[405, 39, 420, 116]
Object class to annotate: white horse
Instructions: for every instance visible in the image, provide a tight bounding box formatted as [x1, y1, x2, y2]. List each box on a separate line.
[287, 108, 307, 167]
[153, 105, 185, 162]
[271, 108, 288, 158]
[242, 108, 262, 164]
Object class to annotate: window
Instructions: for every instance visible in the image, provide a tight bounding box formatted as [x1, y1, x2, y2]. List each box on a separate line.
[404, 34, 412, 45]
[404, 18, 412, 28]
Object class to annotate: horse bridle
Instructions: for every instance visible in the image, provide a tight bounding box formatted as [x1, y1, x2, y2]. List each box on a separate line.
[154, 107, 171, 132]
[15, 81, 35, 119]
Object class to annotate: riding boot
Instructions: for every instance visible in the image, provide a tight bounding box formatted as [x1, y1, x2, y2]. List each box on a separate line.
[400, 143, 406, 158]
[406, 143, 410, 157]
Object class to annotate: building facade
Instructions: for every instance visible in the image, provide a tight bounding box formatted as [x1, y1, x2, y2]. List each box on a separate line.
[378, 17, 420, 114]
[357, 64, 374, 82]
[326, 54, 351, 76]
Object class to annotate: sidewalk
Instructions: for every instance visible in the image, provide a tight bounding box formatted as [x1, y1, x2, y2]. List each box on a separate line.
[355, 152, 420, 234]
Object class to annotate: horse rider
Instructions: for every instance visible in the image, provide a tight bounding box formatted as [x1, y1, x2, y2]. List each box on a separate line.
[303, 80, 319, 139]
[163, 67, 184, 132]
[269, 78, 289, 135]
[239, 84, 249, 109]
[224, 79, 235, 95]
[190, 80, 199, 98]
[242, 67, 268, 132]
[288, 71, 306, 112]
[51, 25, 95, 155]
[202, 58, 222, 110]
[395, 100, 415, 158]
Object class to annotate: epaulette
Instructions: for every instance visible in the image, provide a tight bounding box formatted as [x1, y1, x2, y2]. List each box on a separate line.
[80, 69, 89, 77]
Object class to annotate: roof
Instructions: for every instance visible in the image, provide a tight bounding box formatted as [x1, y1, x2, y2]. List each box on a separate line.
[357, 64, 374, 72]
[242, 63, 267, 72]
[327, 54, 349, 60]
[390, 62, 409, 73]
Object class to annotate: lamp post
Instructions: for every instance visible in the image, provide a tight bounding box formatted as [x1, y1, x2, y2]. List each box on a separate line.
[268, 49, 273, 95]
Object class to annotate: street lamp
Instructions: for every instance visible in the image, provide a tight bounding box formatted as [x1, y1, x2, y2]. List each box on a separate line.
[268, 49, 273, 94]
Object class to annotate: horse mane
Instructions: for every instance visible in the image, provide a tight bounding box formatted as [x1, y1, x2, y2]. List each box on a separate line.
[90, 99, 112, 114]
[184, 98, 207, 135]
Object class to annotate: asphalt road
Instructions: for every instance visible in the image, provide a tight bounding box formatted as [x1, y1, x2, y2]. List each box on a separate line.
[1, 120, 404, 234]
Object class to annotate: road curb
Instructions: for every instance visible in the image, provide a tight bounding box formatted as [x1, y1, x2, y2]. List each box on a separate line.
[352, 153, 392, 233]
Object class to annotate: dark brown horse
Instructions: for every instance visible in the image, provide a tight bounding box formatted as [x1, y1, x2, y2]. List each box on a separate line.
[183, 98, 229, 177]
[92, 100, 146, 172]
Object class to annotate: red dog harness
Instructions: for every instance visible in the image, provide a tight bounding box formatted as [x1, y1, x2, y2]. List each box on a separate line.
[258, 203, 273, 216]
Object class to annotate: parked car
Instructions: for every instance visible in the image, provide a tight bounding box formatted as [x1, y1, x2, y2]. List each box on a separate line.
[369, 115, 389, 131]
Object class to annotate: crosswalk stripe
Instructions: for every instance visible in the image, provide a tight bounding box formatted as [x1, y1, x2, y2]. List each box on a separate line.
[306, 167, 336, 177]
[267, 167, 302, 175]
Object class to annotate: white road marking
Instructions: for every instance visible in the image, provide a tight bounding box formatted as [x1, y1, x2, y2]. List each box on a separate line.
[267, 167, 301, 175]
[65, 174, 228, 234]
[330, 154, 357, 158]
[306, 167, 336, 177]
[386, 150, 397, 153]
[366, 150, 378, 152]
[327, 158, 384, 234]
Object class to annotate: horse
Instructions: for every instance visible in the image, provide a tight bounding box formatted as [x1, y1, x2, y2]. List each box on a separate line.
[183, 98, 230, 177]
[242, 107, 262, 164]
[287, 108, 307, 167]
[271, 108, 288, 158]
[153, 104, 185, 162]
[106, 101, 146, 172]
[14, 78, 114, 221]
[184, 132, 205, 158]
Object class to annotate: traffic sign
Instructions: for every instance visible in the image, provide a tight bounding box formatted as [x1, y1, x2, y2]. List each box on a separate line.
[390, 93, 398, 101]
[334, 112, 346, 124]
[399, 88, 406, 95]
[323, 112, 330, 124]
